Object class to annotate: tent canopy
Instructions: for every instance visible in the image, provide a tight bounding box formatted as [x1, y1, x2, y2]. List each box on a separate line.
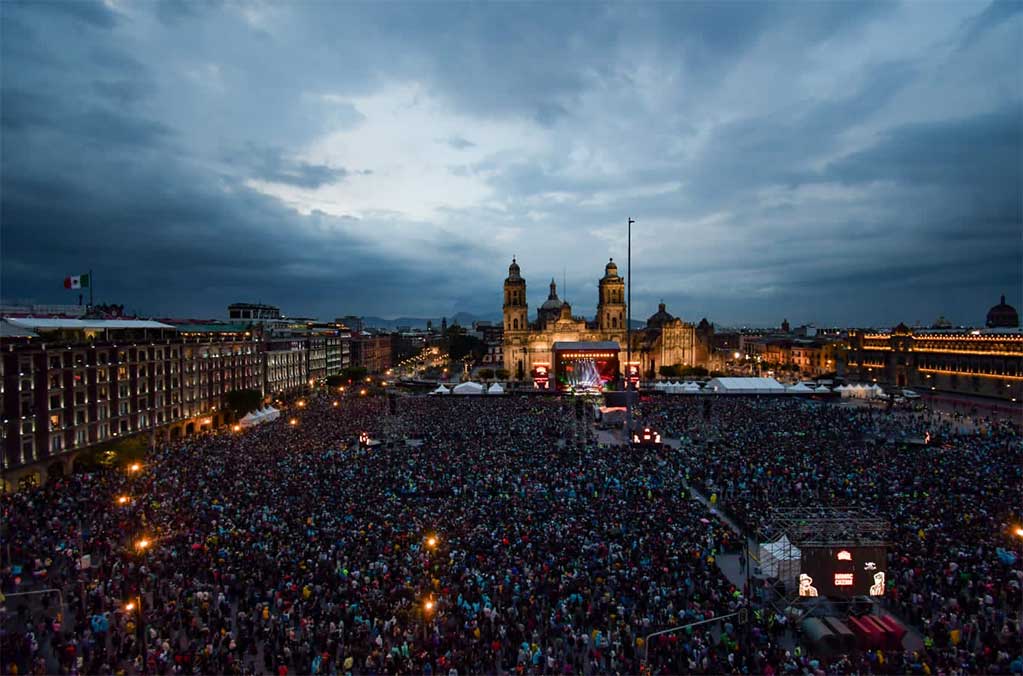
[705, 377, 786, 394]
[452, 381, 484, 395]
[431, 384, 450, 395]
[487, 382, 505, 394]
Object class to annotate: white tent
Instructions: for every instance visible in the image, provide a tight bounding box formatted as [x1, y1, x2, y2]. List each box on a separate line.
[684, 382, 702, 392]
[835, 384, 849, 397]
[786, 382, 814, 394]
[487, 382, 505, 395]
[705, 377, 787, 394]
[871, 384, 886, 398]
[263, 406, 280, 422]
[430, 384, 451, 395]
[239, 411, 261, 428]
[759, 535, 801, 580]
[452, 381, 484, 395]
[814, 385, 831, 393]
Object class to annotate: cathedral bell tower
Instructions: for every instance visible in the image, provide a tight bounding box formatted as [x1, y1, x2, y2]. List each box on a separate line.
[503, 258, 528, 334]
[598, 258, 626, 333]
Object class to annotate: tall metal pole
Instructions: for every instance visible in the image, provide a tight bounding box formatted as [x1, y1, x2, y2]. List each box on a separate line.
[626, 218, 634, 437]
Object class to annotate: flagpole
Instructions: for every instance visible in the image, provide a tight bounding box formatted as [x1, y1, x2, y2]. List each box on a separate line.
[89, 269, 94, 308]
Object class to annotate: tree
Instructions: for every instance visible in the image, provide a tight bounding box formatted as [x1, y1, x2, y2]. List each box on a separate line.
[495, 368, 510, 380]
[477, 368, 495, 381]
[340, 366, 368, 383]
[225, 388, 263, 418]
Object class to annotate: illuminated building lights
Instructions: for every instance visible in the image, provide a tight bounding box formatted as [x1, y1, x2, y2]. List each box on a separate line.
[917, 367, 1023, 380]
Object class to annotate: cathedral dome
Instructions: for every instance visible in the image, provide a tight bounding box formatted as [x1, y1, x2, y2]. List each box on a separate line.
[646, 302, 675, 329]
[540, 279, 565, 311]
[604, 258, 618, 277]
[986, 295, 1019, 328]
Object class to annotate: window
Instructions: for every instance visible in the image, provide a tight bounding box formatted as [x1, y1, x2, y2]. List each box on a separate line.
[74, 391, 85, 406]
[50, 394, 61, 409]
[75, 410, 86, 425]
[50, 414, 60, 430]
[98, 352, 108, 364]
[51, 436, 62, 452]
[49, 356, 61, 369]
[75, 429, 87, 446]
[49, 374, 62, 389]
[117, 366, 128, 379]
[21, 421, 33, 435]
[20, 378, 31, 391]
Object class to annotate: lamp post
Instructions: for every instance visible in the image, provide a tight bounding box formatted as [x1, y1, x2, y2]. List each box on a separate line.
[626, 217, 634, 437]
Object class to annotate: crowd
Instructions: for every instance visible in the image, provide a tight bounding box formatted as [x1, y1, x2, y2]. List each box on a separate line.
[640, 396, 1023, 674]
[2, 393, 757, 676]
[1, 390, 1020, 675]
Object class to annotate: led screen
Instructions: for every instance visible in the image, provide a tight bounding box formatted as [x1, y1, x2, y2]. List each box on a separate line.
[554, 350, 619, 392]
[799, 546, 887, 598]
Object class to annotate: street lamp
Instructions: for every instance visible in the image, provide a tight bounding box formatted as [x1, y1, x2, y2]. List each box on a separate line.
[426, 535, 438, 549]
[117, 495, 131, 506]
[135, 538, 151, 552]
[128, 463, 142, 473]
[289, 418, 298, 426]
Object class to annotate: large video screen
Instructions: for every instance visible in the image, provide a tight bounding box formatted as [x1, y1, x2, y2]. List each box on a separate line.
[799, 546, 887, 598]
[554, 350, 619, 392]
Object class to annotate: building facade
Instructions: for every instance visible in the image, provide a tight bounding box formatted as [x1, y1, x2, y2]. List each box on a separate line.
[351, 332, 392, 374]
[846, 323, 1022, 400]
[502, 259, 628, 380]
[629, 303, 707, 378]
[0, 318, 263, 491]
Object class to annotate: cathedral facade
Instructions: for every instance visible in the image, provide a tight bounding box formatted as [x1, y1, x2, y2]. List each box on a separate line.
[502, 258, 709, 380]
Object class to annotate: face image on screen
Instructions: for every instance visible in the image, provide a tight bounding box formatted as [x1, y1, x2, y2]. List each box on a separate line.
[799, 546, 887, 598]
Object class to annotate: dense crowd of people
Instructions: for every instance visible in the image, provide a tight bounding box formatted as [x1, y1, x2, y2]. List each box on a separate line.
[640, 396, 1023, 674]
[2, 393, 754, 676]
[1, 389, 1020, 675]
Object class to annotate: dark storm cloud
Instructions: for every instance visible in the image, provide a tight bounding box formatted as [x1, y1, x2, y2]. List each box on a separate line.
[1, 0, 1019, 324]
[235, 145, 353, 189]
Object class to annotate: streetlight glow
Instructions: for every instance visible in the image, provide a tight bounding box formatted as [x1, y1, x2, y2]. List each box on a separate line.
[289, 418, 298, 426]
[117, 495, 130, 505]
[136, 538, 151, 551]
[125, 601, 136, 612]
[424, 599, 434, 612]
[232, 424, 241, 432]
[128, 463, 142, 473]
[426, 535, 438, 548]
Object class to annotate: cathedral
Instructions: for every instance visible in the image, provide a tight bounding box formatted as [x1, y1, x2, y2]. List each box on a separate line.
[502, 258, 710, 380]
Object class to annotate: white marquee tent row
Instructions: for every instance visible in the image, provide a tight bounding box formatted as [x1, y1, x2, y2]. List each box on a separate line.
[835, 383, 886, 399]
[652, 381, 703, 393]
[239, 406, 281, 428]
[430, 382, 506, 395]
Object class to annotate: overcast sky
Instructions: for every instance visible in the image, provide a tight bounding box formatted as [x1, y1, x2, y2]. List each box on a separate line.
[2, 1, 1020, 327]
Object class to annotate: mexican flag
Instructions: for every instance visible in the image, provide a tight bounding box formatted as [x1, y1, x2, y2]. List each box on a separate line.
[64, 274, 90, 289]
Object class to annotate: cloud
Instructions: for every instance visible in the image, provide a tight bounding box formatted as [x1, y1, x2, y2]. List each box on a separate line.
[0, 1, 1019, 326]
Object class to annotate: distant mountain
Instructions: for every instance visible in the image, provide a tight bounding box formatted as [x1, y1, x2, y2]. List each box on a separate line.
[360, 312, 500, 330]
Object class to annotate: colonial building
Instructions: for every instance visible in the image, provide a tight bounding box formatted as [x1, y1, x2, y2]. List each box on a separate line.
[0, 318, 263, 491]
[503, 258, 628, 379]
[629, 303, 708, 378]
[502, 258, 711, 380]
[846, 296, 1022, 401]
